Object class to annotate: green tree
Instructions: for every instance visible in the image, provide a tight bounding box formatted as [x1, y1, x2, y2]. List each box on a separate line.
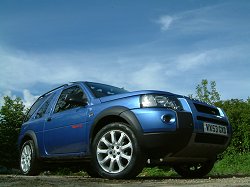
[216, 99, 250, 154]
[0, 96, 25, 168]
[195, 79, 220, 105]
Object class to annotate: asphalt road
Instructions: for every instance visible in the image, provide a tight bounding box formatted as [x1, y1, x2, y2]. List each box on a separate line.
[1, 175, 250, 187]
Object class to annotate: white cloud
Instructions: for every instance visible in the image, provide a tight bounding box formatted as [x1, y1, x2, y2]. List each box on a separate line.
[0, 44, 249, 101]
[0, 89, 38, 108]
[156, 3, 243, 34]
[176, 52, 209, 71]
[157, 15, 175, 31]
[156, 7, 220, 33]
[130, 63, 167, 90]
[23, 89, 39, 108]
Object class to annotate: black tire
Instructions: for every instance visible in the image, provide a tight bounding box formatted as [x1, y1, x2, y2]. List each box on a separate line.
[173, 159, 216, 178]
[20, 140, 40, 175]
[85, 162, 101, 178]
[91, 122, 145, 179]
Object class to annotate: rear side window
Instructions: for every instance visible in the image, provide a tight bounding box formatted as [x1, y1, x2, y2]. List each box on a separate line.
[24, 94, 51, 122]
[54, 86, 86, 113]
[34, 95, 54, 119]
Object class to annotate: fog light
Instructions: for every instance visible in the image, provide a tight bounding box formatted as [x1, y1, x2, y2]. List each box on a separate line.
[162, 115, 174, 123]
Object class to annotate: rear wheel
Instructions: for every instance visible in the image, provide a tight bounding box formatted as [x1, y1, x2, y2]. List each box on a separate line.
[92, 122, 145, 179]
[20, 140, 40, 175]
[173, 159, 216, 178]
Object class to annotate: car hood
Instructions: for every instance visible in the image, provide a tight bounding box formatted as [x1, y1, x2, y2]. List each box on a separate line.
[99, 90, 182, 103]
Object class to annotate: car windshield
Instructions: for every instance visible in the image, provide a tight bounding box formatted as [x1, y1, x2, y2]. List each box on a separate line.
[85, 82, 128, 98]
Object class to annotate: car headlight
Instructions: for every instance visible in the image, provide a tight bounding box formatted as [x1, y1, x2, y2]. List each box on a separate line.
[140, 94, 183, 111]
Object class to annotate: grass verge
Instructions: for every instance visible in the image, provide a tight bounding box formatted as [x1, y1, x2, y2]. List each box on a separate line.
[211, 153, 250, 176]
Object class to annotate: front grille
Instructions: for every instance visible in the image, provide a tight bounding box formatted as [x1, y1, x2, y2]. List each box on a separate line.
[195, 134, 228, 145]
[197, 116, 228, 126]
[194, 103, 220, 115]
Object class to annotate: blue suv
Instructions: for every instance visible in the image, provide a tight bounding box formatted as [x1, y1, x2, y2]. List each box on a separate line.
[18, 81, 232, 179]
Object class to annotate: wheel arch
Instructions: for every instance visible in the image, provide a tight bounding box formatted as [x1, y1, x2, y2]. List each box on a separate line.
[89, 106, 143, 146]
[20, 130, 40, 159]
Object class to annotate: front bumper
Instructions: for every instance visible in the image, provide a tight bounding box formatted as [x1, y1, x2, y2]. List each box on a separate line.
[165, 132, 230, 163]
[141, 131, 231, 162]
[135, 110, 231, 161]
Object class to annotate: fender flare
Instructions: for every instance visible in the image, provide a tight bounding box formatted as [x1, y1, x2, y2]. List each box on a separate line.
[90, 106, 143, 142]
[21, 130, 40, 159]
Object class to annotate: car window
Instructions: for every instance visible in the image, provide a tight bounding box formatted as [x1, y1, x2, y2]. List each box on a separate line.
[24, 93, 51, 122]
[85, 82, 128, 98]
[34, 95, 54, 119]
[54, 86, 86, 113]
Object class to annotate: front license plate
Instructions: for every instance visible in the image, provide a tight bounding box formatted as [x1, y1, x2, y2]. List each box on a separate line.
[203, 123, 227, 136]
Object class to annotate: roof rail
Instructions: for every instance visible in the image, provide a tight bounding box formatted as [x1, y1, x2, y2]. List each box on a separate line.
[23, 84, 68, 120]
[70, 81, 84, 84]
[40, 84, 68, 97]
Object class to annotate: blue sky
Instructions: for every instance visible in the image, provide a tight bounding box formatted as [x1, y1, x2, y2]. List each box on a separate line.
[0, 0, 250, 107]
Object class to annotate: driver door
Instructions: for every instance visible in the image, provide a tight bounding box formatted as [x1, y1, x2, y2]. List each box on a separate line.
[43, 86, 88, 155]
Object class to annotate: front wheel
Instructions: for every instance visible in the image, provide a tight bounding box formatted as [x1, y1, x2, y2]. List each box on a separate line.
[173, 159, 216, 178]
[92, 122, 145, 179]
[20, 140, 40, 175]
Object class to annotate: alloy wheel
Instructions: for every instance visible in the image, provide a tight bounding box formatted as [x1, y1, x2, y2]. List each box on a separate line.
[21, 144, 32, 173]
[96, 130, 133, 174]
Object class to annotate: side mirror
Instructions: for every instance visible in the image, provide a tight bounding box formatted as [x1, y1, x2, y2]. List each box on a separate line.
[65, 95, 88, 106]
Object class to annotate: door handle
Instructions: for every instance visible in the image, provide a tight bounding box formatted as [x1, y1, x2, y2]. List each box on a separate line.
[46, 117, 52, 122]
